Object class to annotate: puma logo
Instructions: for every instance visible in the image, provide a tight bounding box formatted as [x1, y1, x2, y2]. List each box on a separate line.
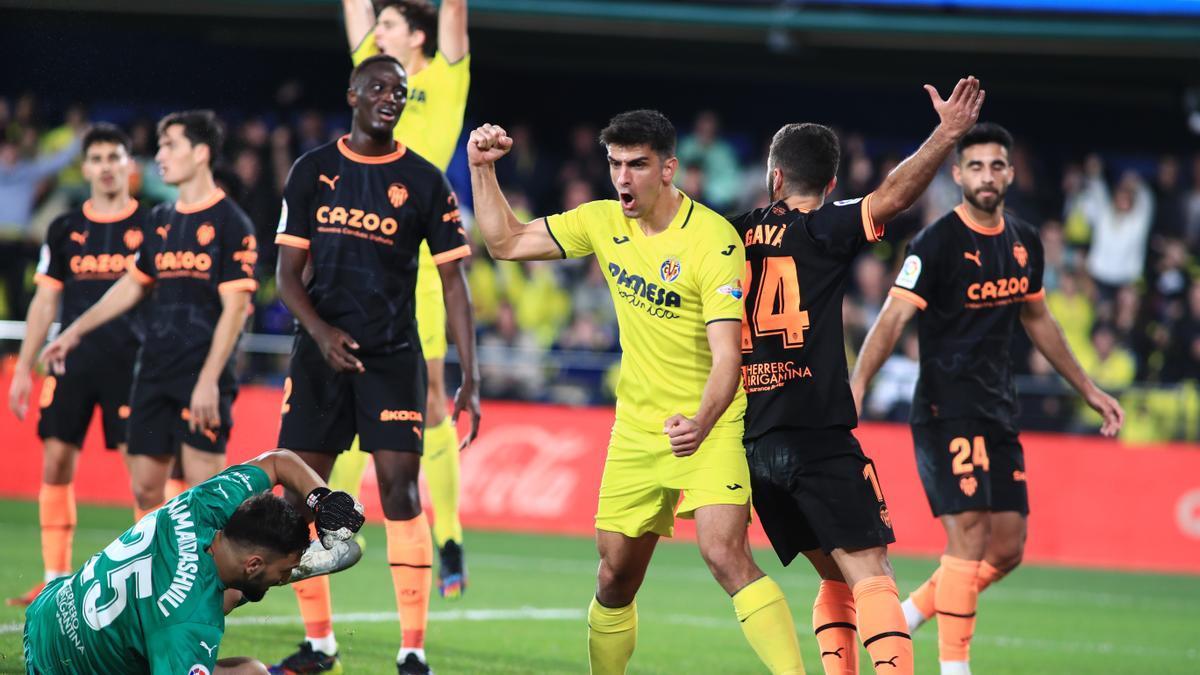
[821, 647, 845, 659]
[156, 224, 171, 240]
[200, 640, 217, 657]
[963, 250, 982, 267]
[720, 244, 735, 256]
[874, 656, 899, 668]
[613, 236, 630, 244]
[318, 174, 340, 190]
[414, 426, 423, 439]
[214, 484, 228, 500]
[69, 231, 88, 246]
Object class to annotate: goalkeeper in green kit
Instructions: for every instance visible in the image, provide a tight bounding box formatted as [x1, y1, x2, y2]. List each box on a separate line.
[22, 450, 366, 675]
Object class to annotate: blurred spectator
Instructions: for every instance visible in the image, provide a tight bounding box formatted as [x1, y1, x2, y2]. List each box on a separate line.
[1164, 281, 1200, 383]
[128, 118, 177, 203]
[479, 302, 544, 399]
[232, 147, 281, 271]
[496, 124, 556, 214]
[677, 111, 741, 210]
[559, 123, 609, 198]
[845, 254, 888, 348]
[1075, 156, 1154, 296]
[1185, 153, 1200, 251]
[678, 161, 709, 205]
[0, 134, 80, 231]
[865, 331, 920, 422]
[1046, 270, 1094, 357]
[1078, 323, 1136, 428]
[295, 110, 329, 155]
[1150, 155, 1186, 244]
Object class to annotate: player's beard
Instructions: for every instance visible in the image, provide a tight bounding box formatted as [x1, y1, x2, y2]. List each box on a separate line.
[234, 570, 272, 602]
[964, 184, 1006, 213]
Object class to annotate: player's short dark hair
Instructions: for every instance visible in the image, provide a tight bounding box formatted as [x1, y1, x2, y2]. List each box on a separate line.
[82, 123, 131, 155]
[599, 109, 676, 159]
[223, 494, 309, 559]
[768, 122, 840, 197]
[349, 54, 406, 89]
[379, 0, 438, 58]
[957, 122, 1013, 158]
[156, 110, 225, 164]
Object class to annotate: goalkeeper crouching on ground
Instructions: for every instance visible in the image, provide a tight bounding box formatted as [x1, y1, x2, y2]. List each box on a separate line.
[22, 450, 366, 675]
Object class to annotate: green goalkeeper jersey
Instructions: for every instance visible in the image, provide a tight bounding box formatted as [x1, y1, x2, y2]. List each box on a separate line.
[23, 464, 272, 675]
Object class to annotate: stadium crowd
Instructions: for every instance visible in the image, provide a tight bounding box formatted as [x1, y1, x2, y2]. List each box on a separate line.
[3, 93, 1198, 439]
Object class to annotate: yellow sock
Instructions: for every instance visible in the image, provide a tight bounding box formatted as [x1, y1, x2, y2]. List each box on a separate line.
[327, 436, 370, 499]
[588, 597, 637, 675]
[422, 418, 462, 547]
[732, 576, 806, 675]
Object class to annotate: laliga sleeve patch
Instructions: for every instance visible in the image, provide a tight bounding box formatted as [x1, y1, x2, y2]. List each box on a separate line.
[716, 280, 744, 300]
[188, 665, 211, 675]
[36, 244, 51, 275]
[833, 197, 864, 207]
[275, 200, 288, 234]
[895, 254, 922, 290]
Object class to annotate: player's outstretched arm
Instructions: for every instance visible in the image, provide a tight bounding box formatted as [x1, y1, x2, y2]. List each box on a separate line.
[9, 283, 60, 420]
[439, 0, 469, 62]
[851, 296, 919, 415]
[438, 259, 482, 447]
[276, 246, 364, 373]
[342, 0, 376, 53]
[1020, 298, 1124, 437]
[39, 272, 147, 375]
[467, 123, 564, 261]
[869, 77, 985, 225]
[665, 320, 742, 457]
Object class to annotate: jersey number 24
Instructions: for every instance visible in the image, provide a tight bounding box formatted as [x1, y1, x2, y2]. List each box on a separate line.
[741, 257, 811, 352]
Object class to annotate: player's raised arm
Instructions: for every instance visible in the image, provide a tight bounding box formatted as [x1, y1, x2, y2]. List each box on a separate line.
[439, 0, 469, 62]
[467, 123, 564, 261]
[850, 295, 919, 415]
[1020, 297, 1124, 437]
[248, 449, 366, 547]
[868, 77, 985, 225]
[342, 0, 377, 54]
[39, 272, 147, 375]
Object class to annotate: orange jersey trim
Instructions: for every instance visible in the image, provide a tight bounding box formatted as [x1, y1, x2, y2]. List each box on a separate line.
[954, 204, 1004, 236]
[337, 135, 407, 164]
[1024, 289, 1045, 302]
[275, 233, 311, 250]
[176, 189, 226, 215]
[862, 192, 884, 243]
[431, 244, 471, 265]
[33, 273, 63, 290]
[218, 278, 258, 294]
[889, 287, 928, 310]
[83, 199, 139, 224]
[130, 264, 155, 286]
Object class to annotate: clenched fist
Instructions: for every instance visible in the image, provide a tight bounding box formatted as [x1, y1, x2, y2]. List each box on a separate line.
[467, 123, 513, 167]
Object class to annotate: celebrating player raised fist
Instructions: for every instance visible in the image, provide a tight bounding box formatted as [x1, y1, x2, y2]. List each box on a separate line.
[467, 123, 513, 166]
[306, 487, 367, 549]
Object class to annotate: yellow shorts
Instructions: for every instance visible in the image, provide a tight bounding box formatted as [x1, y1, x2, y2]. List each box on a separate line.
[595, 421, 751, 538]
[415, 241, 447, 360]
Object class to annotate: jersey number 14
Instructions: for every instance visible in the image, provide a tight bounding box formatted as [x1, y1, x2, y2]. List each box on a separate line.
[741, 257, 811, 352]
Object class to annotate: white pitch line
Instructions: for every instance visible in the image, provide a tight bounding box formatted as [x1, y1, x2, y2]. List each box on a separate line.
[4, 607, 1196, 661]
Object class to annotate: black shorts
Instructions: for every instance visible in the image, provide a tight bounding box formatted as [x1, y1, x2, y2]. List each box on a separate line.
[127, 374, 236, 456]
[912, 419, 1029, 517]
[745, 428, 896, 564]
[277, 333, 426, 455]
[36, 367, 132, 450]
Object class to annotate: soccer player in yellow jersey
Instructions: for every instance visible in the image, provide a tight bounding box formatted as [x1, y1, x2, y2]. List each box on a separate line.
[469, 111, 806, 675]
[331, 0, 472, 599]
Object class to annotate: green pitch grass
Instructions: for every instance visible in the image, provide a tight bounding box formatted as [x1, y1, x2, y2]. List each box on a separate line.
[0, 500, 1196, 674]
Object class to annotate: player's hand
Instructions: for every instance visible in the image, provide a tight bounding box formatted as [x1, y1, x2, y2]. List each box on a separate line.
[452, 377, 481, 449]
[306, 487, 366, 549]
[8, 366, 32, 421]
[925, 76, 984, 140]
[188, 377, 221, 434]
[39, 329, 81, 376]
[1084, 384, 1124, 438]
[467, 123, 513, 167]
[311, 323, 364, 373]
[664, 414, 707, 457]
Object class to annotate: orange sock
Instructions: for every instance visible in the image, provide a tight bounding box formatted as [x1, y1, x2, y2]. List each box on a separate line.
[294, 524, 334, 640]
[853, 576, 913, 674]
[976, 560, 1005, 592]
[934, 555, 980, 663]
[164, 478, 189, 501]
[39, 484, 76, 580]
[908, 567, 940, 619]
[813, 580, 858, 675]
[387, 513, 432, 650]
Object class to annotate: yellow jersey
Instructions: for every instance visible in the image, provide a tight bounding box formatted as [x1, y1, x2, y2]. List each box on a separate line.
[352, 31, 470, 172]
[546, 195, 747, 434]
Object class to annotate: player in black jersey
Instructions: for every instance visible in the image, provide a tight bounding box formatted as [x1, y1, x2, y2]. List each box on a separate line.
[271, 55, 479, 675]
[42, 110, 259, 521]
[851, 123, 1124, 675]
[5, 124, 145, 607]
[733, 77, 984, 675]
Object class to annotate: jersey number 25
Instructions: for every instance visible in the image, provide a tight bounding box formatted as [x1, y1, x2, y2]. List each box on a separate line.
[741, 257, 811, 352]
